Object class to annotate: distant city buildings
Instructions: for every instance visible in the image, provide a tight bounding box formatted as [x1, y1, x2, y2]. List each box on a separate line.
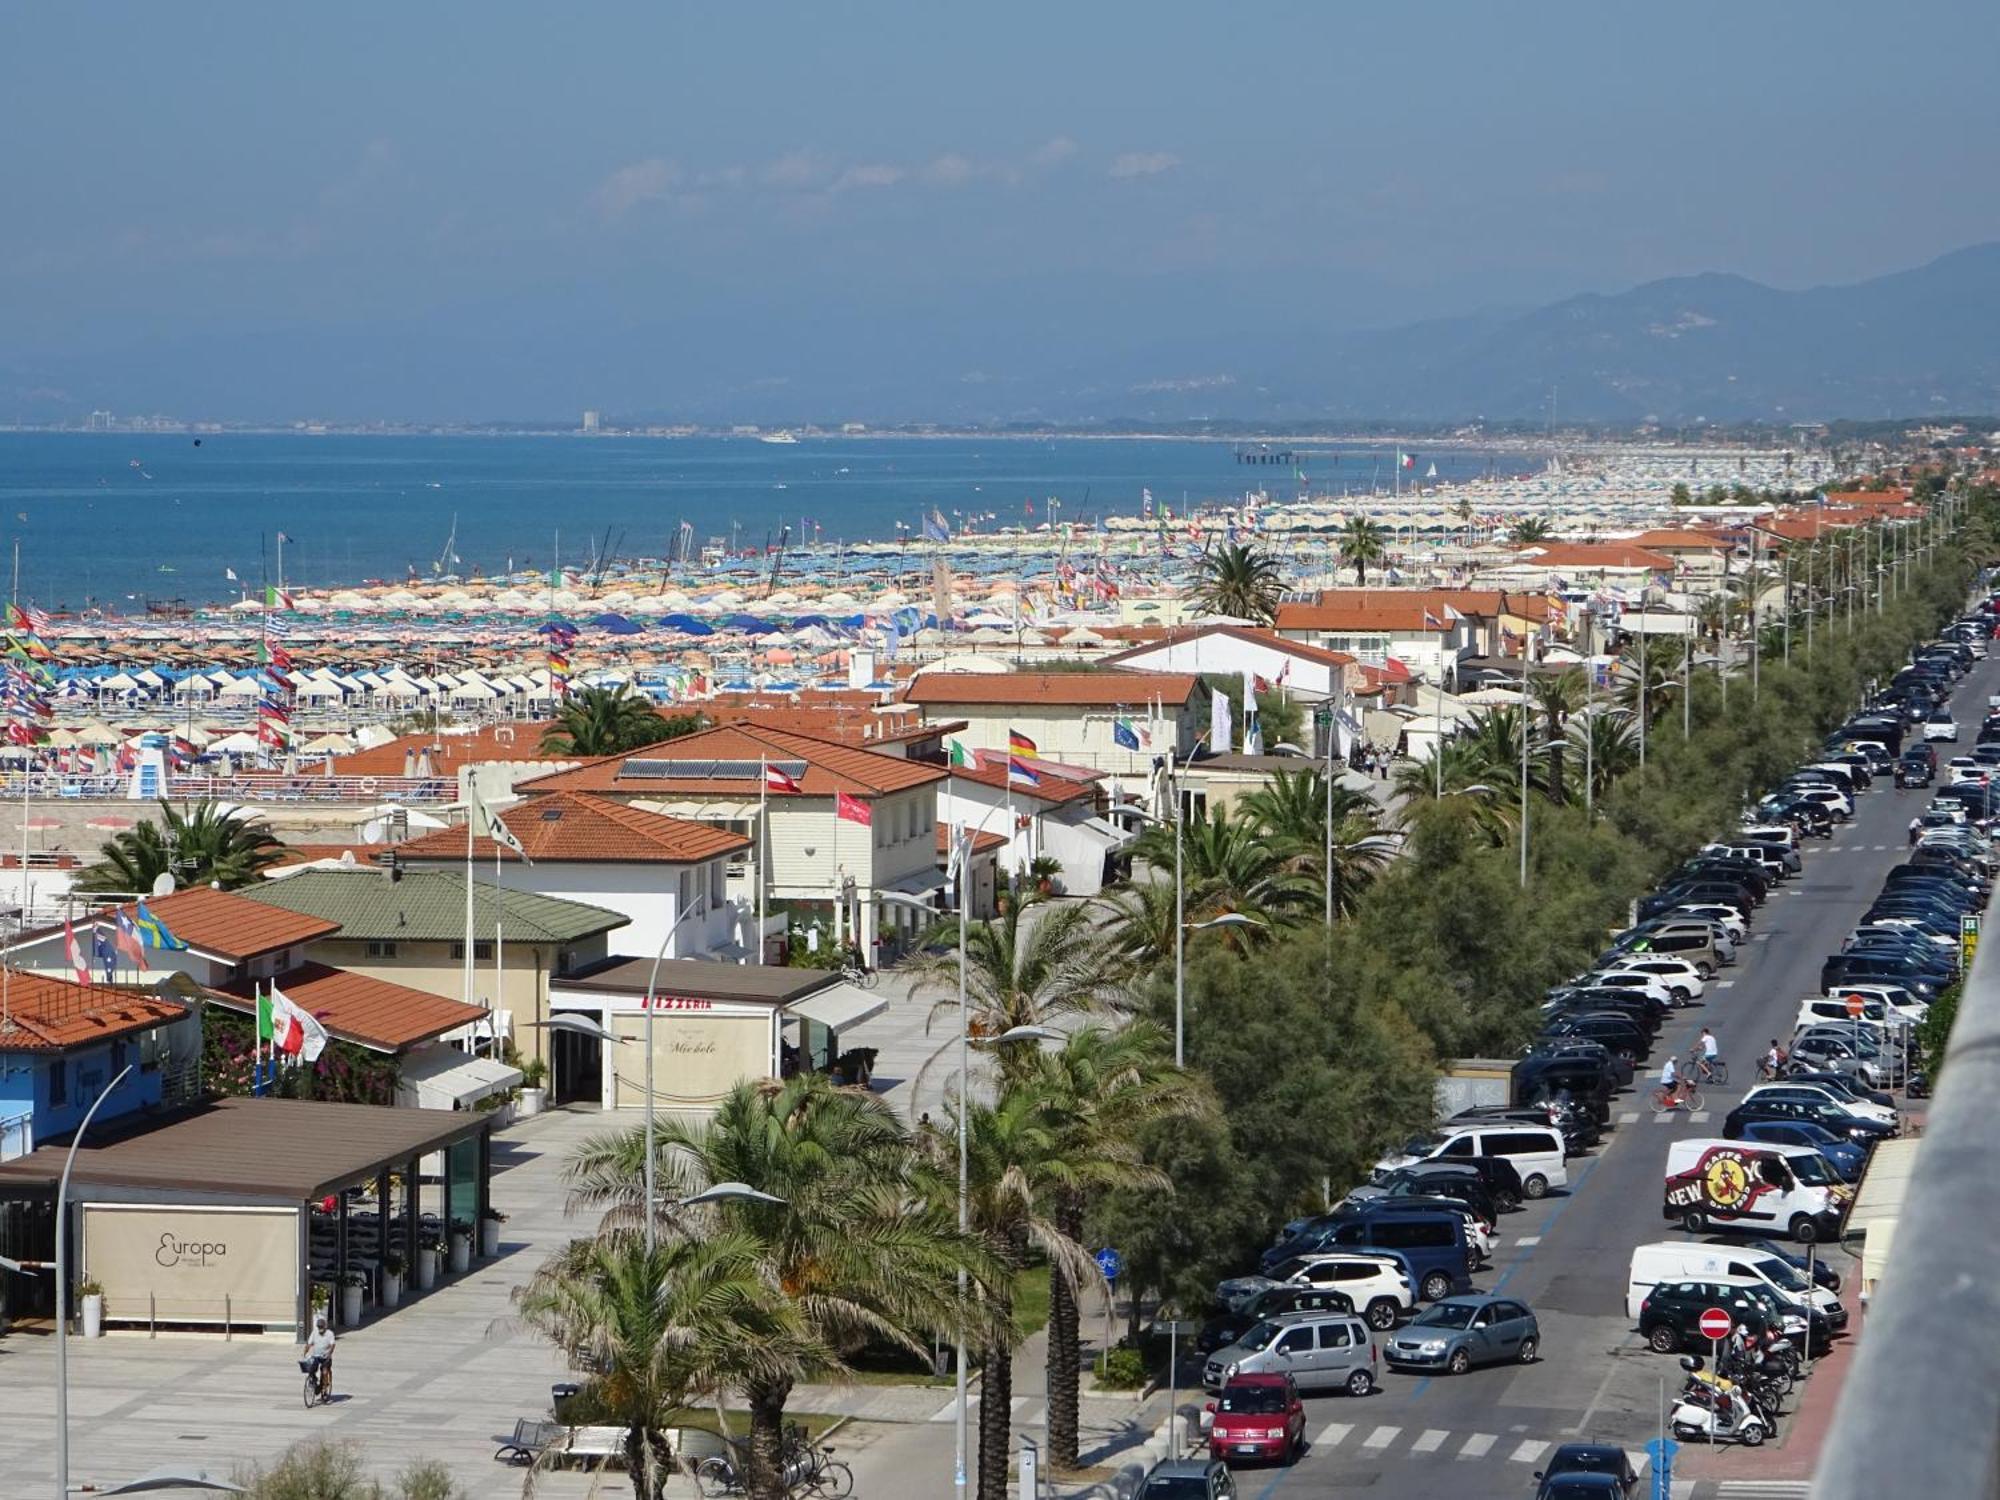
[581, 409, 600, 433]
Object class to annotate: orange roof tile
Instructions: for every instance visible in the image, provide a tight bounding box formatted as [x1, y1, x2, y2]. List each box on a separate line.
[72, 886, 341, 962]
[947, 758, 1102, 805]
[1632, 529, 1733, 550]
[515, 724, 945, 799]
[1274, 599, 1452, 632]
[212, 962, 487, 1053]
[904, 670, 1201, 708]
[331, 722, 577, 778]
[700, 698, 952, 747]
[0, 973, 189, 1053]
[1511, 543, 1676, 571]
[390, 790, 750, 865]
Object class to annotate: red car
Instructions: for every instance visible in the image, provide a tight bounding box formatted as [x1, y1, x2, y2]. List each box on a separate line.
[1205, 1372, 1305, 1466]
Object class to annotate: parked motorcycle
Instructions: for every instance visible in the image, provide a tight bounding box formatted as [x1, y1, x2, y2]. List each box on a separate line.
[1672, 1358, 1774, 1446]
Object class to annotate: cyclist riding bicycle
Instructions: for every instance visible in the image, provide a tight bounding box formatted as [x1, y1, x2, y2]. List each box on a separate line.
[1759, 1038, 1787, 1080]
[304, 1313, 336, 1399]
[1691, 1028, 1722, 1082]
[1659, 1054, 1691, 1107]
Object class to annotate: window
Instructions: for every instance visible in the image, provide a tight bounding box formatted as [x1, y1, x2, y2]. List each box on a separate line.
[365, 940, 398, 959]
[1439, 1136, 1476, 1158]
[450, 941, 494, 961]
[110, 1040, 128, 1074]
[1317, 1323, 1353, 1349]
[1274, 1328, 1313, 1355]
[47, 1060, 66, 1107]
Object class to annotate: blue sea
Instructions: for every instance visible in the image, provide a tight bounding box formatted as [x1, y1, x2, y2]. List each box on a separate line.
[0, 432, 1509, 611]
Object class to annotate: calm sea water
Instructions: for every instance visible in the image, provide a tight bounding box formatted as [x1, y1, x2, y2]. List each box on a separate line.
[0, 432, 1504, 610]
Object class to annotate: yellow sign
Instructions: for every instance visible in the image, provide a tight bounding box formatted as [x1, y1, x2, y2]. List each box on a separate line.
[1963, 914, 1981, 971]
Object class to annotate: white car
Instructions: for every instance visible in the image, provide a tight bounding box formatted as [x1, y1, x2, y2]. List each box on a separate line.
[1265, 1253, 1415, 1326]
[1924, 715, 1960, 743]
[1822, 981, 1929, 1023]
[1604, 955, 1707, 1001]
[1944, 757, 1988, 787]
[1740, 1081, 1898, 1128]
[1788, 785, 1854, 819]
[1672, 903, 1749, 943]
[1580, 970, 1681, 1010]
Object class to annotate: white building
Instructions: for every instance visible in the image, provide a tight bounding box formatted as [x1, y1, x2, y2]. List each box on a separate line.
[902, 669, 1204, 777]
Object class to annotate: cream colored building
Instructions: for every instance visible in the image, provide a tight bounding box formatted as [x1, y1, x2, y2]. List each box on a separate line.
[903, 669, 1204, 777]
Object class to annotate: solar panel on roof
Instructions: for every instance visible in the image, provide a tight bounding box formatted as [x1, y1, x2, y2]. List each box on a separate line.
[620, 758, 809, 781]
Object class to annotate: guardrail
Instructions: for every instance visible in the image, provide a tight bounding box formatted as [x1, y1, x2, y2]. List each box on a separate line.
[0, 773, 458, 806]
[1816, 888, 2000, 1498]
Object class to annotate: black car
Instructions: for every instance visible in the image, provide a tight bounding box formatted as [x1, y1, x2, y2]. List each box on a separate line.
[1723, 1096, 1897, 1144]
[1513, 1052, 1618, 1122]
[1195, 1283, 1353, 1354]
[1541, 1013, 1646, 1061]
[1367, 1151, 1527, 1210]
[1534, 1444, 1639, 1500]
[1638, 1278, 1786, 1353]
[1820, 954, 1942, 1000]
[1897, 752, 1936, 788]
[1367, 1164, 1505, 1225]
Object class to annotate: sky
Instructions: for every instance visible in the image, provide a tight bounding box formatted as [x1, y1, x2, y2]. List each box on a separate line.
[4, 1, 1997, 424]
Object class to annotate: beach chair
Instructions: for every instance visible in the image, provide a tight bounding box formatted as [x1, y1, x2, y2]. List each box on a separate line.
[493, 1418, 563, 1465]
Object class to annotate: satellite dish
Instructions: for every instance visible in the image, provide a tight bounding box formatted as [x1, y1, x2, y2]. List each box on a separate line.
[152, 872, 176, 897]
[360, 819, 386, 843]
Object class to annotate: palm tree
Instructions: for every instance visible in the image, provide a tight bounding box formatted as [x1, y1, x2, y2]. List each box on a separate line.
[1568, 709, 1640, 803]
[75, 799, 282, 893]
[564, 1076, 990, 1500]
[1188, 543, 1283, 624]
[1096, 878, 1180, 968]
[1337, 517, 1388, 586]
[1238, 769, 1397, 918]
[1133, 805, 1316, 934]
[1508, 515, 1555, 544]
[1613, 641, 1680, 726]
[540, 685, 701, 756]
[515, 1230, 816, 1500]
[1526, 669, 1587, 805]
[907, 895, 1127, 1066]
[1028, 1022, 1213, 1469]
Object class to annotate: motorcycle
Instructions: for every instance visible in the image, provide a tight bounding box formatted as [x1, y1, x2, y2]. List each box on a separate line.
[1671, 1357, 1774, 1446]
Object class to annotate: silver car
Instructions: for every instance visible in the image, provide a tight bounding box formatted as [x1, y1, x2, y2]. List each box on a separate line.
[1202, 1312, 1378, 1397]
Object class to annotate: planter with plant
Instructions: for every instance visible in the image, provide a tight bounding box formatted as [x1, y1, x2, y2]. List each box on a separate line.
[448, 1218, 472, 1273]
[414, 1235, 441, 1290]
[379, 1251, 404, 1310]
[517, 1056, 548, 1116]
[339, 1269, 367, 1327]
[76, 1278, 106, 1339]
[1028, 854, 1063, 896]
[479, 1206, 506, 1257]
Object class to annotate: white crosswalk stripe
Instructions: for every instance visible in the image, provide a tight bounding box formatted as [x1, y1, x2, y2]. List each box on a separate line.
[1362, 1424, 1401, 1450]
[1411, 1429, 1448, 1454]
[1618, 1111, 1641, 1124]
[1458, 1433, 1496, 1459]
[1313, 1421, 1352, 1449]
[1715, 978, 1736, 988]
[1514, 1235, 1542, 1247]
[1689, 1110, 1712, 1122]
[1713, 1483, 1813, 1498]
[1510, 1439, 1550, 1463]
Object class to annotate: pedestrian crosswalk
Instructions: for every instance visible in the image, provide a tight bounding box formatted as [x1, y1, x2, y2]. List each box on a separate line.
[1713, 1482, 1812, 1498]
[1303, 1421, 1563, 1464]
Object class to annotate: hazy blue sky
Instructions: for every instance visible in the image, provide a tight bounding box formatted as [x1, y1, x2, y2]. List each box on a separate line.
[4, 1, 1996, 422]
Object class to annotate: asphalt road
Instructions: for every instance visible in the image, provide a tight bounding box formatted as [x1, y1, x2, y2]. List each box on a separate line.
[1227, 644, 1994, 1500]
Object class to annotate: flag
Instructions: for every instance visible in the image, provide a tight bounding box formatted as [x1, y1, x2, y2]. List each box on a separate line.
[64, 919, 90, 986]
[276, 531, 292, 544]
[275, 983, 328, 1063]
[1399, 451, 1416, 470]
[262, 988, 302, 1056]
[472, 782, 532, 862]
[1008, 755, 1041, 787]
[266, 585, 295, 609]
[922, 508, 950, 543]
[91, 927, 116, 984]
[133, 900, 188, 951]
[764, 764, 801, 794]
[112, 909, 147, 967]
[1008, 729, 1038, 759]
[1253, 674, 1271, 693]
[1113, 718, 1140, 751]
[836, 790, 872, 826]
[948, 739, 970, 768]
[225, 567, 239, 582]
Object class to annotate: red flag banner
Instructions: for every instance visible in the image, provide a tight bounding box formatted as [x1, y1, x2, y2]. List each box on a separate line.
[836, 791, 872, 826]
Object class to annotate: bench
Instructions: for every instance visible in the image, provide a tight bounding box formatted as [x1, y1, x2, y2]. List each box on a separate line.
[494, 1419, 564, 1465]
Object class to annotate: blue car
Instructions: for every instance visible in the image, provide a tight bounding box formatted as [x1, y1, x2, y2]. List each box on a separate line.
[1736, 1119, 1866, 1181]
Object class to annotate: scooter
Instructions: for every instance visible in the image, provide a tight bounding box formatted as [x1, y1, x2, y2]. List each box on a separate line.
[1671, 1358, 1773, 1446]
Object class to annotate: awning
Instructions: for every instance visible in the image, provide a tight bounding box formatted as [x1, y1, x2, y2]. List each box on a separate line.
[785, 983, 887, 1033]
[396, 1045, 523, 1109]
[1079, 815, 1137, 849]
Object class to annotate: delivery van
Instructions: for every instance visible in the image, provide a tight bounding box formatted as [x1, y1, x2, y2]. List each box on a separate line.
[1662, 1138, 1850, 1243]
[1623, 1240, 1846, 1327]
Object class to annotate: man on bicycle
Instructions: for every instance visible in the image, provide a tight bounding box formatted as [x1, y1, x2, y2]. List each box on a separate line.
[1760, 1038, 1787, 1080]
[1659, 1053, 1689, 1107]
[1693, 1028, 1721, 1081]
[304, 1313, 336, 1399]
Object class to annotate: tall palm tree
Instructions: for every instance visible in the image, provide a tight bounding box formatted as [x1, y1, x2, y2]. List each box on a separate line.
[515, 1230, 816, 1500]
[1133, 804, 1316, 933]
[1526, 669, 1587, 805]
[1028, 1022, 1213, 1469]
[1188, 543, 1283, 624]
[1238, 769, 1397, 918]
[907, 895, 1127, 1063]
[1337, 517, 1388, 586]
[1612, 641, 1680, 726]
[1508, 515, 1555, 544]
[1568, 709, 1640, 803]
[75, 799, 282, 893]
[564, 1076, 990, 1500]
[540, 685, 700, 756]
[1096, 878, 1179, 969]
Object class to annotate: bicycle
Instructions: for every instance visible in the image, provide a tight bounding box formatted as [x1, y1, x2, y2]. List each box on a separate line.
[799, 1442, 853, 1498]
[1651, 1084, 1704, 1113]
[300, 1355, 333, 1408]
[1690, 1055, 1729, 1086]
[838, 963, 879, 991]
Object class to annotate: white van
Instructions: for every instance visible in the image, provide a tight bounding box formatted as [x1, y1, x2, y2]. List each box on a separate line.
[1663, 1138, 1851, 1243]
[1375, 1124, 1569, 1200]
[1624, 1241, 1847, 1327]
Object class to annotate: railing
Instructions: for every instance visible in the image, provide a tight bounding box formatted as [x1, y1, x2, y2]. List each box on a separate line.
[1816, 893, 2000, 1499]
[0, 773, 458, 806]
[0, 1109, 30, 1163]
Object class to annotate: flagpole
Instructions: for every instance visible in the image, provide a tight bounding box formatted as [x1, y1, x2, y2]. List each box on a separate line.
[462, 811, 475, 1022]
[492, 836, 504, 1048]
[758, 755, 769, 966]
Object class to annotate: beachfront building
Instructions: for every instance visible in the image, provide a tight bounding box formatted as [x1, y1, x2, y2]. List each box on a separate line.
[330, 722, 585, 807]
[0, 974, 198, 1161]
[510, 724, 947, 966]
[934, 755, 1127, 896]
[240, 867, 629, 1077]
[901, 668, 1204, 778]
[9, 885, 341, 994]
[1629, 529, 1736, 580]
[1272, 594, 1475, 687]
[1098, 626, 1356, 756]
[1484, 542, 1677, 591]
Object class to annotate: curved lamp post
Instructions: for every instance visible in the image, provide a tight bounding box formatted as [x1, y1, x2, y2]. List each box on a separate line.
[56, 1064, 133, 1500]
[640, 896, 713, 1251]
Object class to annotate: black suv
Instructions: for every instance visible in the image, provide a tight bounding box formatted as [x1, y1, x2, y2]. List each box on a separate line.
[1723, 1095, 1897, 1144]
[1195, 1283, 1353, 1354]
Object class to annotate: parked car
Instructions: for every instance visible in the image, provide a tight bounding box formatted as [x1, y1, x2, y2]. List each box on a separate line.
[1139, 1458, 1237, 1500]
[1897, 751, 1937, 788]
[1201, 1311, 1379, 1396]
[1204, 1373, 1305, 1467]
[1381, 1295, 1540, 1373]
[1733, 1119, 1867, 1182]
[1534, 1444, 1640, 1500]
[1636, 1277, 1796, 1354]
[1197, 1285, 1355, 1356]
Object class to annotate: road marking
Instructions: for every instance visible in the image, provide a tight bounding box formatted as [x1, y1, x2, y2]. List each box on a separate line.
[1618, 1111, 1641, 1124]
[1752, 932, 1772, 942]
[1362, 1424, 1401, 1450]
[1689, 1110, 1712, 1122]
[1312, 1421, 1352, 1449]
[1514, 1235, 1542, 1247]
[1875, 844, 1890, 850]
[1412, 1429, 1448, 1454]
[1510, 1439, 1551, 1463]
[1458, 1433, 1496, 1459]
[1716, 979, 1736, 988]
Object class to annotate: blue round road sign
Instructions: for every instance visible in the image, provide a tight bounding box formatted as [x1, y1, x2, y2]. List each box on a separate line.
[1094, 1248, 1123, 1281]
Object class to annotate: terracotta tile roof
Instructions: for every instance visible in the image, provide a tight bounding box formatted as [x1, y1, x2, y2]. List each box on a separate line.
[212, 961, 487, 1053]
[936, 822, 1009, 857]
[700, 698, 952, 747]
[1822, 489, 1911, 508]
[270, 843, 392, 872]
[515, 724, 946, 799]
[1632, 529, 1733, 550]
[0, 973, 189, 1053]
[1099, 624, 1358, 670]
[331, 722, 578, 778]
[904, 670, 1201, 708]
[1509, 542, 1676, 571]
[68, 886, 342, 963]
[390, 790, 749, 865]
[947, 757, 1103, 806]
[1274, 598, 1452, 632]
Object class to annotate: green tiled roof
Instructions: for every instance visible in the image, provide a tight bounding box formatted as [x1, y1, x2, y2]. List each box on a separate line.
[240, 868, 629, 944]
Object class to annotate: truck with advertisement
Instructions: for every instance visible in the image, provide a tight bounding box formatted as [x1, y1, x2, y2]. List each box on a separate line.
[1663, 1138, 1851, 1244]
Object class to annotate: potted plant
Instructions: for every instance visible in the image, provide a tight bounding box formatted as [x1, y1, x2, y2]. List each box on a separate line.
[310, 1282, 333, 1325]
[379, 1251, 404, 1310]
[415, 1234, 442, 1291]
[448, 1218, 473, 1274]
[339, 1269, 367, 1327]
[1028, 854, 1063, 896]
[77, 1278, 105, 1339]
[480, 1206, 506, 1258]
[517, 1056, 548, 1117]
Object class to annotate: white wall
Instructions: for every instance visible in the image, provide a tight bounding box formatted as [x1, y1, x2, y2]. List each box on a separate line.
[930, 701, 1198, 776]
[1109, 637, 1348, 703]
[397, 857, 734, 960]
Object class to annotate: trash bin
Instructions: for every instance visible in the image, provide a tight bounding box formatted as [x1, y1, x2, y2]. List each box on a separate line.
[551, 1382, 582, 1421]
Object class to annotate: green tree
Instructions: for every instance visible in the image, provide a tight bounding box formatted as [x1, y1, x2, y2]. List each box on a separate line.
[1527, 669, 1588, 805]
[1508, 515, 1555, 544]
[562, 1076, 990, 1500]
[1337, 517, 1388, 585]
[515, 1230, 814, 1500]
[75, 798, 283, 893]
[540, 685, 701, 756]
[1238, 769, 1398, 917]
[1670, 481, 1693, 506]
[1189, 543, 1283, 624]
[237, 1441, 472, 1499]
[1133, 804, 1317, 932]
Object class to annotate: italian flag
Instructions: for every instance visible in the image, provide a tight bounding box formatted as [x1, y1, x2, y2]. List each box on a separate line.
[259, 988, 301, 1055]
[948, 739, 970, 768]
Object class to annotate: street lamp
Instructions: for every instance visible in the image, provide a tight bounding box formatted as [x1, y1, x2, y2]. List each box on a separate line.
[641, 896, 713, 1251]
[80, 1468, 246, 1494]
[56, 1064, 132, 1500]
[677, 1182, 787, 1209]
